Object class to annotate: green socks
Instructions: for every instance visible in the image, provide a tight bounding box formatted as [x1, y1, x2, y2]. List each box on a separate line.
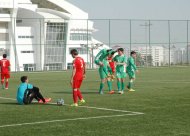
[107, 81, 112, 91]
[99, 82, 104, 93]
[117, 81, 121, 91]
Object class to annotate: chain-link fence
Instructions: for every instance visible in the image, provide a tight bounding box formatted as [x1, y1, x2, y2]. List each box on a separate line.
[0, 18, 190, 71]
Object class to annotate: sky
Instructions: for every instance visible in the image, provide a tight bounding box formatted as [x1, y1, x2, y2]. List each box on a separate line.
[67, 0, 190, 47]
[68, 0, 190, 20]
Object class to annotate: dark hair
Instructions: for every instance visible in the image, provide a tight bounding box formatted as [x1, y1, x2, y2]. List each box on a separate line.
[106, 49, 112, 53]
[70, 49, 78, 56]
[117, 48, 124, 52]
[21, 76, 28, 83]
[3, 54, 7, 58]
[131, 51, 136, 55]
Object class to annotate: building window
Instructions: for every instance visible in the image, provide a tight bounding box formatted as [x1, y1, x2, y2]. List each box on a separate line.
[21, 51, 34, 53]
[0, 22, 8, 29]
[44, 22, 68, 70]
[23, 64, 36, 71]
[0, 33, 9, 41]
[18, 35, 34, 39]
[70, 33, 92, 41]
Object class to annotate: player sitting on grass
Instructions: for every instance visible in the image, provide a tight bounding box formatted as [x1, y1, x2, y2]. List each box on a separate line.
[126, 51, 139, 92]
[113, 48, 127, 94]
[16, 76, 51, 105]
[70, 49, 86, 107]
[94, 49, 116, 94]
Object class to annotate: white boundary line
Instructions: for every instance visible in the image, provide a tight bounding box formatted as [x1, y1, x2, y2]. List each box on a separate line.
[0, 96, 144, 128]
[0, 113, 139, 128]
[0, 97, 144, 114]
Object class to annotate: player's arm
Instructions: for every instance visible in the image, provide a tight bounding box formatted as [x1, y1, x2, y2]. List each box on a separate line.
[130, 58, 137, 71]
[83, 61, 86, 79]
[94, 50, 103, 66]
[70, 61, 76, 86]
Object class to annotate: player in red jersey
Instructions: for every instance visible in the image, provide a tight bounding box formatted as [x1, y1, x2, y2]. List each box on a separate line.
[0, 54, 10, 89]
[70, 49, 86, 107]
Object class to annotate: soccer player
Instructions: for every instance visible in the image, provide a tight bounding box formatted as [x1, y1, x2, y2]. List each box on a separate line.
[70, 49, 86, 107]
[126, 51, 139, 92]
[0, 54, 10, 89]
[113, 48, 127, 94]
[94, 49, 115, 94]
[16, 76, 51, 105]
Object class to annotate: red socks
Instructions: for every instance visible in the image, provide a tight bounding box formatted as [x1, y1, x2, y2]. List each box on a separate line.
[73, 90, 83, 103]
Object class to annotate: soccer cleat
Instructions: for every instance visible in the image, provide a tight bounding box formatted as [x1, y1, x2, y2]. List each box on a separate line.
[38, 98, 52, 103]
[118, 90, 124, 94]
[71, 103, 78, 107]
[108, 90, 115, 94]
[99, 91, 104, 95]
[79, 99, 86, 105]
[44, 98, 52, 103]
[5, 88, 8, 90]
[129, 89, 135, 92]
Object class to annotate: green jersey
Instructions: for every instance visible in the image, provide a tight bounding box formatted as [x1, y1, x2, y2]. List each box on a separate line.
[127, 57, 137, 72]
[94, 49, 108, 65]
[94, 49, 109, 79]
[113, 54, 127, 78]
[113, 54, 127, 72]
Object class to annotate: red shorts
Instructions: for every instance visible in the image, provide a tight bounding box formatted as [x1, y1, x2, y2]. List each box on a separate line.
[1, 73, 10, 79]
[72, 80, 83, 89]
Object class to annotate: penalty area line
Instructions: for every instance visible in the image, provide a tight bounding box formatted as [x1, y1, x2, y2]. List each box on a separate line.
[0, 96, 144, 115]
[0, 113, 140, 128]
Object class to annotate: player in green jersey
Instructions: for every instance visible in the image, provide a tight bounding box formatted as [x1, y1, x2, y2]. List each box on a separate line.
[94, 49, 116, 94]
[113, 48, 127, 94]
[126, 51, 139, 92]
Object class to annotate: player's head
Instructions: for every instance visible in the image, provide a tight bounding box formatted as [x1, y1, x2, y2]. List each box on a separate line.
[117, 48, 124, 55]
[21, 76, 28, 83]
[131, 51, 137, 58]
[3, 54, 7, 58]
[108, 50, 116, 57]
[70, 49, 78, 58]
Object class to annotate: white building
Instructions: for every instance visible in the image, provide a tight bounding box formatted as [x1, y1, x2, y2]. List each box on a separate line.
[133, 45, 180, 66]
[0, 0, 107, 71]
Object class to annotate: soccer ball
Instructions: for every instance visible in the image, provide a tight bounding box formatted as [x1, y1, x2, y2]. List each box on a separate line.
[57, 98, 64, 106]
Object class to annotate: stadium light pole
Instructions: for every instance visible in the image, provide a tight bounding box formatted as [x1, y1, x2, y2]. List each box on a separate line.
[140, 21, 152, 67]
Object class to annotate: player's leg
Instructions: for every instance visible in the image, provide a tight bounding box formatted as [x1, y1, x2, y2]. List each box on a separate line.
[1, 74, 5, 89]
[32, 86, 50, 103]
[120, 72, 126, 94]
[98, 68, 106, 94]
[107, 78, 114, 94]
[5, 73, 10, 89]
[76, 80, 85, 105]
[121, 78, 125, 94]
[71, 80, 79, 106]
[127, 72, 136, 91]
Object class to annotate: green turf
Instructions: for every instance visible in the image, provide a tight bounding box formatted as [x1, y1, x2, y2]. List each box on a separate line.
[0, 67, 190, 136]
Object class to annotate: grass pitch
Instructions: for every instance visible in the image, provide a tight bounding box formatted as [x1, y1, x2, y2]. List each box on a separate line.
[0, 67, 190, 136]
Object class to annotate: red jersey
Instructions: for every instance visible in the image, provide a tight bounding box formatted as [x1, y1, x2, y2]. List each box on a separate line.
[0, 58, 10, 74]
[107, 57, 115, 69]
[73, 56, 85, 80]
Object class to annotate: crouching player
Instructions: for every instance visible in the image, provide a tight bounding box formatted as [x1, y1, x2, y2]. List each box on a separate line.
[16, 76, 51, 105]
[126, 51, 139, 92]
[70, 49, 86, 107]
[94, 49, 116, 94]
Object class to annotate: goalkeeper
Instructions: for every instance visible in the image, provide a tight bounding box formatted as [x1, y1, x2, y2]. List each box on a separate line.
[94, 49, 116, 94]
